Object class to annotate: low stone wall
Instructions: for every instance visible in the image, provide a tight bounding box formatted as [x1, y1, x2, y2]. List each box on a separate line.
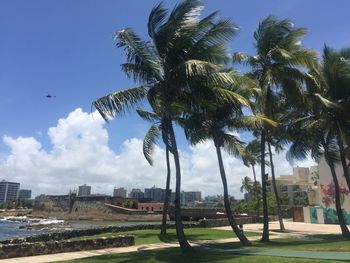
[1, 223, 197, 245]
[1, 217, 259, 245]
[0, 236, 134, 259]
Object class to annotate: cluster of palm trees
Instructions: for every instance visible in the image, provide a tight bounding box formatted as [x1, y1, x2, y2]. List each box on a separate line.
[93, 0, 350, 252]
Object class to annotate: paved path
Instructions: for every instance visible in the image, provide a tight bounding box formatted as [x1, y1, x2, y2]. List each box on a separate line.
[0, 221, 348, 263]
[214, 221, 344, 235]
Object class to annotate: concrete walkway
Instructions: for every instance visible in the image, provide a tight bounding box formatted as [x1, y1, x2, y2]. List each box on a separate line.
[214, 221, 344, 235]
[0, 222, 348, 263]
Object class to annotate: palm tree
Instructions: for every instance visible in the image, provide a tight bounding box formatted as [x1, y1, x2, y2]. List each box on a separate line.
[233, 16, 318, 241]
[93, 0, 239, 252]
[241, 139, 262, 217]
[267, 141, 285, 231]
[182, 102, 251, 246]
[136, 107, 173, 236]
[240, 176, 254, 194]
[180, 76, 276, 246]
[309, 46, 350, 191]
[288, 120, 350, 238]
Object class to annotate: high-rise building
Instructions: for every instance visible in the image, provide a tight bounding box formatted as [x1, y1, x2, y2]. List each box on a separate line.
[78, 184, 91, 196]
[144, 186, 167, 202]
[113, 187, 127, 198]
[19, 189, 32, 200]
[0, 180, 20, 202]
[128, 188, 144, 199]
[181, 191, 201, 204]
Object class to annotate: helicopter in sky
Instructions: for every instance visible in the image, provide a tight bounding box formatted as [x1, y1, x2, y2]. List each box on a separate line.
[46, 93, 56, 98]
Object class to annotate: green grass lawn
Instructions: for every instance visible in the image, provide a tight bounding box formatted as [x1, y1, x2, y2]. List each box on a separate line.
[71, 228, 260, 245]
[58, 247, 343, 263]
[207, 234, 350, 252]
[57, 231, 350, 263]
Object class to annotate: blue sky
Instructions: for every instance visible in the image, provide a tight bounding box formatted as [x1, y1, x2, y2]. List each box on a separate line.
[0, 0, 348, 196]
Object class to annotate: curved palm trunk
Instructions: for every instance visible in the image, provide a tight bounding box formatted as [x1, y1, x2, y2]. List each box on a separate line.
[267, 142, 285, 231]
[260, 131, 269, 241]
[326, 156, 350, 238]
[167, 120, 193, 252]
[214, 142, 251, 246]
[252, 165, 260, 220]
[160, 146, 171, 236]
[336, 129, 350, 191]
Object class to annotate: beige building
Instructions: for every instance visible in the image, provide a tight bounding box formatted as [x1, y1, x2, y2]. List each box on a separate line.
[269, 159, 350, 224]
[268, 167, 315, 210]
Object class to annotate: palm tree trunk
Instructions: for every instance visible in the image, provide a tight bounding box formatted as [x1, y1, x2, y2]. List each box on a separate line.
[326, 155, 350, 238]
[252, 165, 260, 220]
[214, 142, 251, 246]
[260, 131, 269, 242]
[167, 120, 193, 252]
[267, 142, 285, 231]
[336, 128, 350, 191]
[160, 146, 171, 236]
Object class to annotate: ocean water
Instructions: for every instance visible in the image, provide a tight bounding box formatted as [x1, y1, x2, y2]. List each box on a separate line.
[0, 218, 162, 241]
[0, 219, 48, 241]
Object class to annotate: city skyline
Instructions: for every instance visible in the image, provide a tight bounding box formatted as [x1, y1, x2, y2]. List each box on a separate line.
[2, 0, 347, 198]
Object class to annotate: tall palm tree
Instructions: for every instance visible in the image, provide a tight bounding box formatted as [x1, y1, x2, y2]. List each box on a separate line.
[309, 46, 350, 191]
[136, 107, 173, 236]
[93, 0, 239, 252]
[240, 176, 254, 194]
[234, 16, 318, 241]
[242, 140, 261, 185]
[241, 139, 262, 217]
[180, 77, 276, 246]
[267, 141, 285, 231]
[182, 104, 251, 246]
[288, 120, 350, 238]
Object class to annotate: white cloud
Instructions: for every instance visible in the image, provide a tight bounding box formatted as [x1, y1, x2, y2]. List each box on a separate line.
[0, 108, 316, 199]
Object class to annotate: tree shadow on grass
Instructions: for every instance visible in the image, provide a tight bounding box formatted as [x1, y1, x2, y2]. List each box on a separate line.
[206, 234, 349, 251]
[158, 233, 177, 243]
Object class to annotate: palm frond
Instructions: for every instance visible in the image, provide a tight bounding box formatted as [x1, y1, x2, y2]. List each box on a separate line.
[136, 108, 161, 123]
[228, 114, 277, 131]
[313, 93, 342, 110]
[93, 86, 147, 121]
[115, 28, 163, 82]
[222, 133, 245, 157]
[210, 87, 250, 107]
[148, 2, 168, 38]
[232, 52, 249, 64]
[183, 59, 222, 77]
[143, 124, 161, 166]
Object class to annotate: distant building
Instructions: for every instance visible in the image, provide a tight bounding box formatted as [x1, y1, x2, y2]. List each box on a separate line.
[181, 191, 201, 204]
[113, 187, 127, 198]
[19, 189, 32, 200]
[170, 191, 202, 205]
[78, 184, 91, 196]
[244, 192, 252, 201]
[144, 186, 167, 202]
[137, 202, 163, 212]
[267, 167, 312, 210]
[128, 188, 144, 199]
[0, 180, 20, 202]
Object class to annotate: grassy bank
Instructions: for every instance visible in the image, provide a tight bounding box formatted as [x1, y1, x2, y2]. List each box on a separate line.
[58, 247, 342, 263]
[207, 234, 350, 252]
[71, 228, 260, 245]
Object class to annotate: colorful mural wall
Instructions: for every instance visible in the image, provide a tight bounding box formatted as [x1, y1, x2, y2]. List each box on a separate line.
[304, 206, 350, 224]
[303, 156, 350, 224]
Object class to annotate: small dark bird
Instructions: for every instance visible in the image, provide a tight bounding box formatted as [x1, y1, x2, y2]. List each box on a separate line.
[46, 93, 56, 98]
